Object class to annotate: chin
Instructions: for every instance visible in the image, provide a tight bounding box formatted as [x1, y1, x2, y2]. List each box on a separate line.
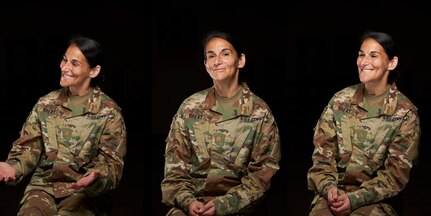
[359, 76, 369, 83]
[59, 82, 70, 88]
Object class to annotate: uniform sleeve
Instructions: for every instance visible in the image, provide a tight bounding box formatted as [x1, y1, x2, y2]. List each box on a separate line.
[6, 105, 43, 185]
[161, 112, 197, 213]
[213, 112, 281, 215]
[84, 108, 127, 196]
[307, 100, 339, 198]
[347, 110, 421, 210]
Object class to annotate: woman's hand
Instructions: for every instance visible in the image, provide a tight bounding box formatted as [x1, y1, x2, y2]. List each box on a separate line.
[69, 170, 100, 189]
[0, 162, 16, 183]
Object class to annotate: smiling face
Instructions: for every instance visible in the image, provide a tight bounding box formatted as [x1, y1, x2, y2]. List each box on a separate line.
[59, 44, 100, 95]
[203, 37, 245, 84]
[357, 38, 398, 92]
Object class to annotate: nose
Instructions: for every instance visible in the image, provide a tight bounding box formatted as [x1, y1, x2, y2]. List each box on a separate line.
[213, 55, 223, 66]
[60, 61, 71, 71]
[358, 55, 371, 66]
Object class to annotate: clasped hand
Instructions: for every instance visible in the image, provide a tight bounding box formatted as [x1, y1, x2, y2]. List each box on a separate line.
[189, 200, 216, 216]
[327, 187, 352, 216]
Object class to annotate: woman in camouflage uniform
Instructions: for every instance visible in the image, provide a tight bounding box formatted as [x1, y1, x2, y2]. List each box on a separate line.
[161, 31, 281, 216]
[0, 35, 127, 215]
[307, 31, 420, 216]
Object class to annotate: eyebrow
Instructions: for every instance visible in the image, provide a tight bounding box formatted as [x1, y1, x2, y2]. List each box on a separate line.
[63, 55, 84, 63]
[358, 50, 381, 54]
[206, 48, 233, 54]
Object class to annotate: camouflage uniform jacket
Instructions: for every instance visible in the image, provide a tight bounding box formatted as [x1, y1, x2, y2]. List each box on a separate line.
[161, 82, 281, 215]
[307, 83, 420, 211]
[6, 87, 127, 199]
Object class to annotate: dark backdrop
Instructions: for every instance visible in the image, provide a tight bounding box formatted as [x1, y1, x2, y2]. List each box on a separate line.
[152, 1, 431, 216]
[0, 3, 146, 216]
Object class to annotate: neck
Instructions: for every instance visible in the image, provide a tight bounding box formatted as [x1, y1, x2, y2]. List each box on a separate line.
[69, 86, 92, 96]
[214, 82, 240, 98]
[365, 82, 389, 96]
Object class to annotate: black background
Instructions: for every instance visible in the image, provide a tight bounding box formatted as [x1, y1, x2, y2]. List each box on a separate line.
[0, 2, 146, 216]
[1, 1, 431, 216]
[152, 1, 431, 215]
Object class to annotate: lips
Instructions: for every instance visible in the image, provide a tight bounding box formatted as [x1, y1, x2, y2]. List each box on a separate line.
[213, 68, 225, 72]
[61, 73, 74, 79]
[360, 68, 374, 73]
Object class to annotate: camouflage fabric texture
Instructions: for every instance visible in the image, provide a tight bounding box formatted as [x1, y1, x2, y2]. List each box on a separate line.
[5, 87, 127, 213]
[18, 189, 108, 216]
[307, 83, 420, 213]
[309, 196, 398, 216]
[161, 82, 281, 215]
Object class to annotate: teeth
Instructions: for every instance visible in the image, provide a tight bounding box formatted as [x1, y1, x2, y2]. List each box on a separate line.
[61, 75, 73, 81]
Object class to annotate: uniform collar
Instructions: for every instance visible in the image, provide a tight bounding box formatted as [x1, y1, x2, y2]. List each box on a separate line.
[55, 87, 103, 114]
[203, 82, 254, 116]
[352, 83, 399, 116]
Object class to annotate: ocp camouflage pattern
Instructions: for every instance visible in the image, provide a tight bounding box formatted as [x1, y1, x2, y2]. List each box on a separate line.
[161, 82, 281, 215]
[6, 87, 127, 199]
[307, 83, 420, 212]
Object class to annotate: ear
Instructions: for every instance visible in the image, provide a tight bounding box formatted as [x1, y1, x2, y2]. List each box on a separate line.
[238, 53, 246, 68]
[89, 65, 101, 78]
[388, 56, 398, 71]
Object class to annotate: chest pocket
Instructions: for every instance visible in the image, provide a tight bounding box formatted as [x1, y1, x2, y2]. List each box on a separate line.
[59, 116, 100, 166]
[230, 126, 253, 167]
[218, 119, 255, 167]
[193, 117, 256, 176]
[356, 118, 399, 167]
